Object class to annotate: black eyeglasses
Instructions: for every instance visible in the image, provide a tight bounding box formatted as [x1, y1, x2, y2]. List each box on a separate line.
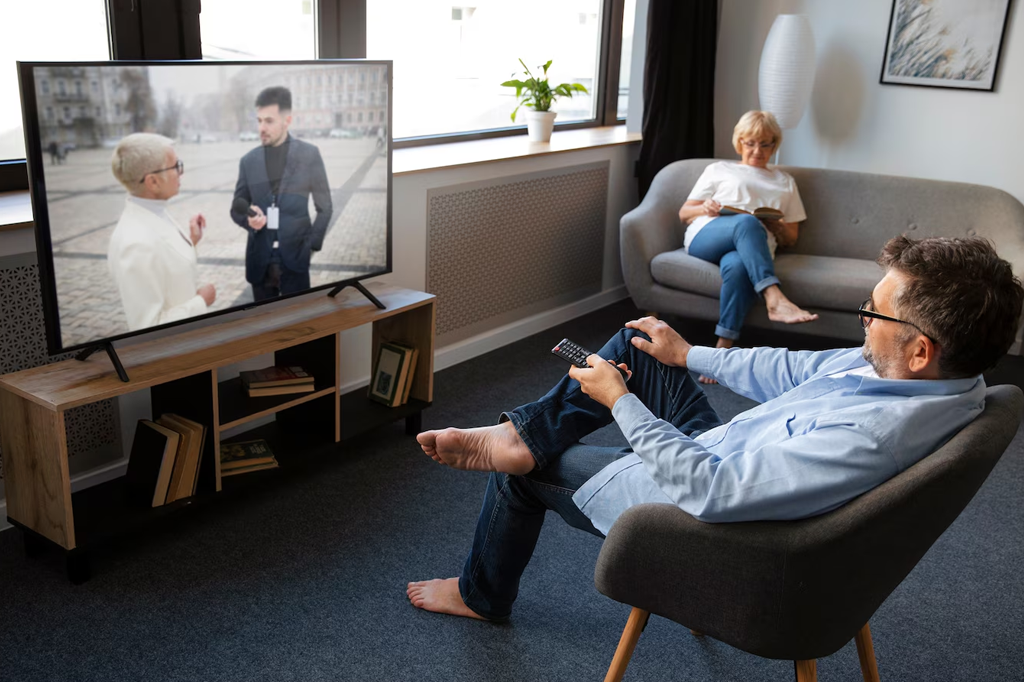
[139, 159, 184, 183]
[858, 299, 935, 342]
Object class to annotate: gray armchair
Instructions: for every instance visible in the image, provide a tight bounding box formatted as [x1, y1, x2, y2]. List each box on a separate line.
[595, 384, 1023, 682]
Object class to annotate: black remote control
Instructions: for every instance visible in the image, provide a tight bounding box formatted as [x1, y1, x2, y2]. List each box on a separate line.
[551, 338, 629, 380]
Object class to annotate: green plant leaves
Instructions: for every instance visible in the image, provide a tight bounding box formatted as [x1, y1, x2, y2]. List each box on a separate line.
[500, 59, 591, 122]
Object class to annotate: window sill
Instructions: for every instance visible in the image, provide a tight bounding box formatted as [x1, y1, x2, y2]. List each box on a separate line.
[393, 126, 641, 176]
[0, 127, 643, 232]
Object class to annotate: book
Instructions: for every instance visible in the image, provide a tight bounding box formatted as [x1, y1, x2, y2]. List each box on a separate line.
[239, 365, 314, 389]
[246, 383, 317, 398]
[220, 438, 279, 471]
[157, 413, 206, 502]
[398, 346, 420, 406]
[718, 205, 784, 221]
[368, 342, 411, 407]
[220, 460, 281, 477]
[124, 420, 180, 508]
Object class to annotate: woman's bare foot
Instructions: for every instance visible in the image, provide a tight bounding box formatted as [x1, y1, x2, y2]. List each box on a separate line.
[416, 421, 536, 475]
[699, 337, 734, 384]
[763, 285, 818, 324]
[407, 578, 488, 620]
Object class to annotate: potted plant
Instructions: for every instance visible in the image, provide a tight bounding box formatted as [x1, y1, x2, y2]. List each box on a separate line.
[501, 59, 589, 142]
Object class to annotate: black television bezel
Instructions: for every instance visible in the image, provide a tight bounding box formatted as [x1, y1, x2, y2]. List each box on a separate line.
[17, 58, 394, 356]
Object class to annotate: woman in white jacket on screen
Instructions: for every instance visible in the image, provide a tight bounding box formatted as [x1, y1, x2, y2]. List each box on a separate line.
[108, 133, 216, 332]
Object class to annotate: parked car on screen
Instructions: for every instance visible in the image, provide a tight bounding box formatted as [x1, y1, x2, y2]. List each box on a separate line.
[329, 128, 360, 139]
[238, 131, 259, 141]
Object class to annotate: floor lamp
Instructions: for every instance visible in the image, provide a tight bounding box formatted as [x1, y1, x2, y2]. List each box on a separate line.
[758, 14, 816, 165]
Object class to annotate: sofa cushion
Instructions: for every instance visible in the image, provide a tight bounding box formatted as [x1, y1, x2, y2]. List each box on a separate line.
[651, 249, 884, 312]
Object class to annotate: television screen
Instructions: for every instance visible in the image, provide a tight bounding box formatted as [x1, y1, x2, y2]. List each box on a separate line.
[18, 59, 392, 354]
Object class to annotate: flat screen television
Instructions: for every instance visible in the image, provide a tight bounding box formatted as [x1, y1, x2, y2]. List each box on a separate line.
[18, 59, 392, 364]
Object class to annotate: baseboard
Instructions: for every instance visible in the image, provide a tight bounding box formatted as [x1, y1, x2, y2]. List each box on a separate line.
[0, 286, 630, 534]
[434, 285, 629, 372]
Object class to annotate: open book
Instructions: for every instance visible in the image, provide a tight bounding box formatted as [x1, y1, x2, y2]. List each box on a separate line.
[719, 206, 784, 221]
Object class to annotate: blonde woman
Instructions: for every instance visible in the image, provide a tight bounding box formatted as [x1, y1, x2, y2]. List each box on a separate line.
[678, 110, 816, 383]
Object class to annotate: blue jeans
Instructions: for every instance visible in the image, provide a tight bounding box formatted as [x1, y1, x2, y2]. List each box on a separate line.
[458, 328, 723, 620]
[687, 214, 780, 341]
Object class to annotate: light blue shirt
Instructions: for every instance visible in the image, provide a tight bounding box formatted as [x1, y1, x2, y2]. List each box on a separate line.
[572, 346, 986, 533]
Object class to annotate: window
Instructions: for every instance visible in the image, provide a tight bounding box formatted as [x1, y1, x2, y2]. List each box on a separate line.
[200, 0, 315, 59]
[0, 0, 108, 163]
[617, 0, 636, 119]
[366, 0, 605, 139]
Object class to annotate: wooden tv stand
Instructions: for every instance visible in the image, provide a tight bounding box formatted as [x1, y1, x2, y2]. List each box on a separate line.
[0, 283, 435, 582]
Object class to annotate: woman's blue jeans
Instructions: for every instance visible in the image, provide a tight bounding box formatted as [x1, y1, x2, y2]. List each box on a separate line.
[687, 214, 780, 341]
[457, 328, 723, 621]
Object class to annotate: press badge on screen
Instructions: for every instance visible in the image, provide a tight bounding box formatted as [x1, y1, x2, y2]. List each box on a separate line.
[267, 205, 280, 230]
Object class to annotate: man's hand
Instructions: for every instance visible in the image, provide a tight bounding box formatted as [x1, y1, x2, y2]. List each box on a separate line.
[197, 283, 216, 306]
[624, 317, 692, 367]
[189, 214, 206, 245]
[568, 355, 631, 410]
[248, 205, 267, 231]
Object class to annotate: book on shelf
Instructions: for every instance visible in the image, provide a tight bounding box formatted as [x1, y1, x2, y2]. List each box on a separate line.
[124, 420, 180, 508]
[718, 205, 784, 221]
[246, 383, 317, 398]
[398, 346, 419, 406]
[157, 413, 207, 502]
[369, 341, 417, 407]
[239, 365, 314, 390]
[220, 438, 279, 476]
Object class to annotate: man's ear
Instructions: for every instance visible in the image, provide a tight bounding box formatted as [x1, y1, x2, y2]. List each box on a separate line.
[907, 334, 938, 375]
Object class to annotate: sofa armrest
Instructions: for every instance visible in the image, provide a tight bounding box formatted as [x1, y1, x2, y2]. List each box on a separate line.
[620, 201, 684, 308]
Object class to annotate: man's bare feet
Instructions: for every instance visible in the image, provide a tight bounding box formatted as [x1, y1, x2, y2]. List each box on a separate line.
[699, 337, 734, 384]
[407, 578, 488, 620]
[763, 285, 818, 325]
[416, 421, 536, 475]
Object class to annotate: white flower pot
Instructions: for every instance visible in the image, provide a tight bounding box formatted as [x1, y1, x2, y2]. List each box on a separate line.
[525, 110, 557, 142]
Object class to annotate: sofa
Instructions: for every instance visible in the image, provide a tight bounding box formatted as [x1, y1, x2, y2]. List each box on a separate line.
[620, 158, 1024, 351]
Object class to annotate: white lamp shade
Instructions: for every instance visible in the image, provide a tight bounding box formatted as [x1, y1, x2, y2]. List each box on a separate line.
[758, 14, 817, 130]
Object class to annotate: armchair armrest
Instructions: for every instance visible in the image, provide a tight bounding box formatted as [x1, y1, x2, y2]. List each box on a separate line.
[619, 200, 684, 308]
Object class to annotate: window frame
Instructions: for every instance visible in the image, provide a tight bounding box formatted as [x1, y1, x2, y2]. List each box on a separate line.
[317, 0, 629, 149]
[1, 0, 631, 192]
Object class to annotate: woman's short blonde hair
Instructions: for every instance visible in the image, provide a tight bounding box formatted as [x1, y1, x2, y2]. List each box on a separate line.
[732, 110, 783, 155]
[111, 133, 174, 193]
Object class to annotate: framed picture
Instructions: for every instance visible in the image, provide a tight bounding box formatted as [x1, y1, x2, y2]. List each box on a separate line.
[880, 0, 1013, 91]
[368, 342, 408, 406]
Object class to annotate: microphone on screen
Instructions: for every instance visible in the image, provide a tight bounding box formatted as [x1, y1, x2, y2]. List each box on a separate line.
[232, 197, 258, 218]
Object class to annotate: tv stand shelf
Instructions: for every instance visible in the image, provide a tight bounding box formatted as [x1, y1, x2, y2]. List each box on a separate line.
[0, 283, 435, 582]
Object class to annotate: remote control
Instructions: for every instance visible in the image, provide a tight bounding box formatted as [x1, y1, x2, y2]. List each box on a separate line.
[551, 338, 629, 380]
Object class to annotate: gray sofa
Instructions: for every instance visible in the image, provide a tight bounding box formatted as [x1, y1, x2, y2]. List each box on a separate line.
[620, 158, 1024, 350]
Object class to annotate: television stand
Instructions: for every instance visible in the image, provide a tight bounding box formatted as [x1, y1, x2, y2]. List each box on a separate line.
[329, 280, 386, 309]
[0, 283, 435, 583]
[75, 342, 130, 383]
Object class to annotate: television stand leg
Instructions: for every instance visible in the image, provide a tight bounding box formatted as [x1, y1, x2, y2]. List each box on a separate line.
[405, 411, 423, 436]
[76, 343, 130, 382]
[328, 281, 386, 309]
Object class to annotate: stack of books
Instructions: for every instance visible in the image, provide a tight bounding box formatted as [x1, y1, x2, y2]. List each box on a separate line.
[219, 439, 279, 477]
[368, 341, 419, 407]
[239, 365, 315, 398]
[124, 414, 207, 508]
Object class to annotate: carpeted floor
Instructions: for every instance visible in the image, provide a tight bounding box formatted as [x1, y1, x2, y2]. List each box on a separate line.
[1, 298, 1022, 682]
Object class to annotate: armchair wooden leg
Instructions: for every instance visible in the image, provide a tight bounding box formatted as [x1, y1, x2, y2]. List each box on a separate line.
[794, 659, 818, 682]
[855, 622, 881, 682]
[603, 607, 650, 682]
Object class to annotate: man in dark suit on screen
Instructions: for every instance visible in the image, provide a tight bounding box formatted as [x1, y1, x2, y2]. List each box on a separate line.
[231, 86, 332, 301]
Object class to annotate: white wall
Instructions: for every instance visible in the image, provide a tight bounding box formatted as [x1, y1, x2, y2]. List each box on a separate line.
[715, 0, 1024, 204]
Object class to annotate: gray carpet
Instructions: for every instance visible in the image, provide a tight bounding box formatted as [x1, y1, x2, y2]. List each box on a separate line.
[1, 299, 1022, 682]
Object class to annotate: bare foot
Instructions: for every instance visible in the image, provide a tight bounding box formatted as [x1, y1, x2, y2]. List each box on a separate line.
[699, 337, 734, 384]
[416, 421, 536, 475]
[407, 578, 488, 620]
[763, 287, 818, 325]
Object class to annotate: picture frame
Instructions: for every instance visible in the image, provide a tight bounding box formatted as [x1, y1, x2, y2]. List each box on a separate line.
[368, 342, 408, 406]
[880, 0, 1013, 91]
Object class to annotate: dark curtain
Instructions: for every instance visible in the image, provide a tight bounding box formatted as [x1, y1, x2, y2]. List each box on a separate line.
[637, 0, 718, 199]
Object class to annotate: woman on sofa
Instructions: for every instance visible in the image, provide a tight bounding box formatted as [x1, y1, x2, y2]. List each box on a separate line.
[678, 110, 817, 383]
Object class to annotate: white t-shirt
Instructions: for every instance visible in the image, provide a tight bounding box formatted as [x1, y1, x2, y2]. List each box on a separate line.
[684, 161, 807, 257]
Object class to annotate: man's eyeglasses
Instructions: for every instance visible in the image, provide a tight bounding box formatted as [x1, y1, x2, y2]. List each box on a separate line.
[858, 299, 935, 342]
[139, 159, 184, 183]
[741, 139, 776, 150]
